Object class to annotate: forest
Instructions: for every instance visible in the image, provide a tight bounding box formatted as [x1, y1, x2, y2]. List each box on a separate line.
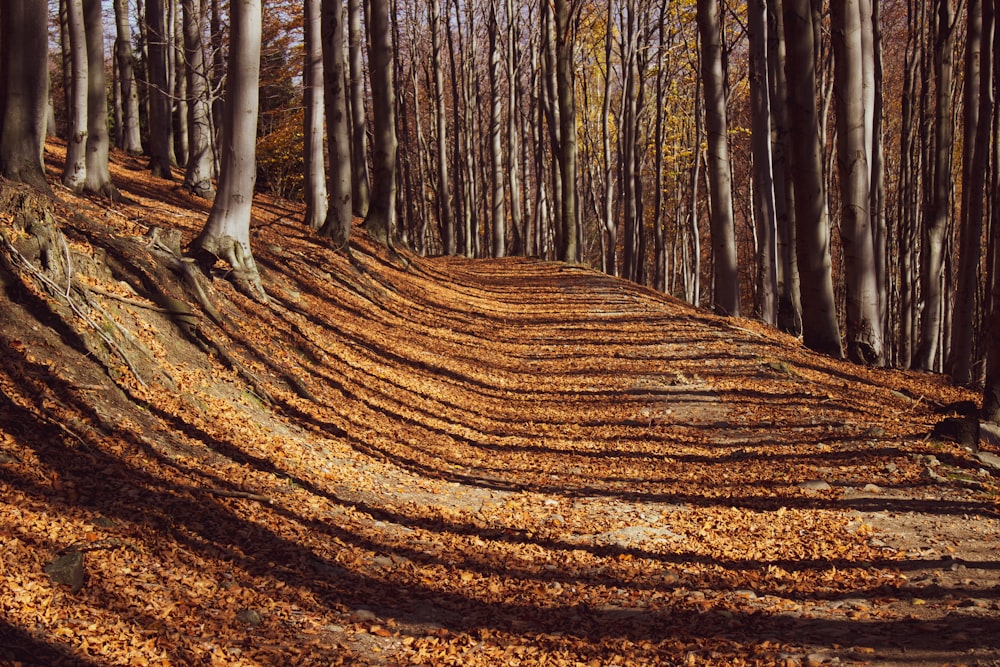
[0, 1, 989, 389]
[3, 1, 1000, 665]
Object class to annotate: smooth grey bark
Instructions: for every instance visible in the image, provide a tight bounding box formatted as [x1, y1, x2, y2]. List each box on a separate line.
[302, 0, 327, 229]
[146, 0, 175, 179]
[429, 0, 454, 254]
[191, 0, 265, 298]
[554, 0, 579, 263]
[621, 2, 643, 283]
[915, 0, 958, 371]
[347, 0, 370, 217]
[600, 0, 616, 276]
[697, 0, 740, 316]
[950, 0, 992, 384]
[505, 0, 523, 255]
[0, 2, 50, 193]
[62, 0, 88, 192]
[783, 0, 842, 357]
[363, 0, 397, 246]
[182, 0, 215, 200]
[81, 0, 119, 200]
[748, 0, 778, 325]
[488, 0, 506, 257]
[832, 0, 883, 364]
[320, 0, 352, 245]
[767, 0, 802, 335]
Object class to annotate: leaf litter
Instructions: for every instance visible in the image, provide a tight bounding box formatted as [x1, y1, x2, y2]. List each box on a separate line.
[0, 140, 998, 666]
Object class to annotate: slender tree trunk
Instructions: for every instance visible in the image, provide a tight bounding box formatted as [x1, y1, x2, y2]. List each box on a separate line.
[115, 0, 144, 155]
[488, 0, 506, 257]
[365, 0, 398, 246]
[62, 0, 89, 192]
[81, 0, 119, 200]
[783, 0, 842, 357]
[554, 0, 579, 263]
[697, 0, 740, 316]
[768, 0, 802, 335]
[833, 0, 883, 364]
[319, 0, 353, 246]
[182, 0, 215, 200]
[303, 0, 327, 229]
[191, 0, 265, 298]
[915, 0, 958, 371]
[600, 0, 616, 276]
[506, 0, 523, 255]
[429, 0, 454, 254]
[950, 0, 992, 384]
[748, 0, 778, 325]
[347, 0, 370, 217]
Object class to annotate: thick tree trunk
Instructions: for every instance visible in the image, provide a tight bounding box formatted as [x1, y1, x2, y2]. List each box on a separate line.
[82, 0, 120, 200]
[833, 0, 883, 365]
[783, 0, 842, 357]
[697, 0, 740, 317]
[146, 0, 175, 179]
[0, 2, 50, 193]
[191, 0, 265, 298]
[320, 0, 352, 245]
[182, 0, 215, 200]
[364, 0, 398, 246]
[62, 0, 89, 192]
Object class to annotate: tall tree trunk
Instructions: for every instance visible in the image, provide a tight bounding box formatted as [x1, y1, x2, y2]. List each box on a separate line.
[506, 0, 523, 256]
[82, 0, 120, 200]
[365, 0, 398, 246]
[0, 1, 50, 193]
[319, 0, 353, 246]
[833, 0, 883, 364]
[429, 0, 454, 254]
[62, 0, 89, 192]
[783, 0, 842, 357]
[182, 0, 216, 200]
[554, 0, 579, 263]
[146, 0, 175, 179]
[600, 0, 616, 276]
[697, 0, 740, 316]
[748, 0, 778, 325]
[347, 0, 370, 217]
[768, 0, 802, 335]
[302, 0, 327, 229]
[950, 0, 992, 384]
[190, 0, 265, 299]
[114, 0, 142, 155]
[915, 0, 958, 371]
[488, 0, 506, 257]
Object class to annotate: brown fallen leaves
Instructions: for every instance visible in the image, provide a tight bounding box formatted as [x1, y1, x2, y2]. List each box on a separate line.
[0, 141, 998, 667]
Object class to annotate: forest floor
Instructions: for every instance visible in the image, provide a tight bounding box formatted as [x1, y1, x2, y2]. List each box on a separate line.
[1, 142, 999, 667]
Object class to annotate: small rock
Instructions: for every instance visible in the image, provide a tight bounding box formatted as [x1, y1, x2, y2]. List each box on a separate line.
[974, 451, 1000, 471]
[798, 480, 832, 492]
[44, 550, 85, 593]
[862, 483, 882, 494]
[237, 609, 262, 627]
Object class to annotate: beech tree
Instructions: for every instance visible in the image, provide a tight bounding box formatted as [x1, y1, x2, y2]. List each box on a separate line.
[146, 0, 175, 179]
[182, 0, 216, 200]
[782, 0, 842, 358]
[302, 0, 327, 229]
[190, 0, 266, 297]
[365, 0, 398, 246]
[319, 0, 352, 245]
[347, 0, 370, 218]
[82, 0, 119, 199]
[697, 0, 740, 317]
[62, 0, 89, 192]
[113, 0, 143, 154]
[0, 1, 50, 193]
[832, 0, 882, 364]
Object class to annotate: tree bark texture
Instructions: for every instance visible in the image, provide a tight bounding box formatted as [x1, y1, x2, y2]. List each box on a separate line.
[320, 0, 352, 245]
[364, 0, 398, 246]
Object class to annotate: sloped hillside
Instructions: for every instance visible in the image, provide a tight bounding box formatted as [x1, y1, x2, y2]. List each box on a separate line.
[1, 143, 998, 667]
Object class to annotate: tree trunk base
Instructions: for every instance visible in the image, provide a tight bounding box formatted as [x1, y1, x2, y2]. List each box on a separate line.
[189, 234, 268, 303]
